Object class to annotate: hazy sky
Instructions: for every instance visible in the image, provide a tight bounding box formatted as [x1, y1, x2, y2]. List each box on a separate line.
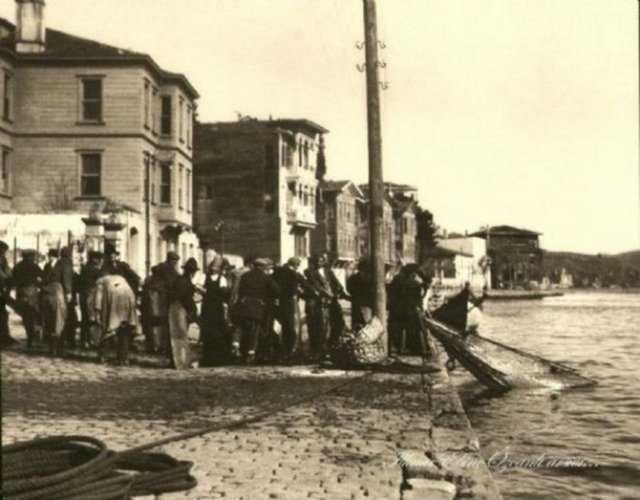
[2, 0, 638, 254]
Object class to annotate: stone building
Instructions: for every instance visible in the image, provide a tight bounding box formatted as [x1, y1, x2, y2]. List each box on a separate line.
[311, 180, 365, 266]
[194, 119, 328, 265]
[0, 1, 200, 275]
[469, 225, 543, 289]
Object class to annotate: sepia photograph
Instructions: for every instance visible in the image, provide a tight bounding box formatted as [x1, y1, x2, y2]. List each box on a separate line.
[0, 0, 639, 498]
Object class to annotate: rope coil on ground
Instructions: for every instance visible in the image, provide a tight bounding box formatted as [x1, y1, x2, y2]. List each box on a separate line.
[2, 356, 433, 498]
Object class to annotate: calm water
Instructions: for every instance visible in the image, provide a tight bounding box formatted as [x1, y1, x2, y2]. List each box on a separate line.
[453, 291, 640, 500]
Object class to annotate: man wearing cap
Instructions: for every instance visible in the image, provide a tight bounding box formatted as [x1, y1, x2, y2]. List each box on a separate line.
[273, 257, 309, 362]
[78, 251, 103, 349]
[237, 257, 280, 364]
[0, 240, 15, 348]
[12, 249, 44, 349]
[167, 257, 200, 368]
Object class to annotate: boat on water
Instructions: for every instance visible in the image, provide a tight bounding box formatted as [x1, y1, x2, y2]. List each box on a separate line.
[484, 290, 564, 301]
[422, 290, 595, 392]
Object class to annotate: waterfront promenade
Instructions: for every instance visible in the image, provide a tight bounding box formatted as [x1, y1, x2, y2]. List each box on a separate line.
[1, 316, 501, 499]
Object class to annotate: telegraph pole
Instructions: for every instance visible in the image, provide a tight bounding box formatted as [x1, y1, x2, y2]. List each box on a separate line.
[363, 0, 387, 352]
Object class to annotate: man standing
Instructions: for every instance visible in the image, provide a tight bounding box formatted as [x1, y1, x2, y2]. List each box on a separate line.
[168, 257, 200, 369]
[237, 258, 280, 364]
[78, 251, 103, 349]
[12, 249, 44, 349]
[41, 247, 73, 356]
[273, 257, 308, 362]
[346, 258, 375, 331]
[388, 264, 427, 355]
[0, 240, 14, 348]
[101, 244, 141, 296]
[228, 255, 253, 359]
[304, 254, 348, 361]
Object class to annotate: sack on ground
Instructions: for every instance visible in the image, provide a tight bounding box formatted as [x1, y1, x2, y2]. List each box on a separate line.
[330, 316, 386, 368]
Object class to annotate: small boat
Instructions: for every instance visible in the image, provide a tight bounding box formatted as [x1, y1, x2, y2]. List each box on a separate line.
[421, 291, 595, 392]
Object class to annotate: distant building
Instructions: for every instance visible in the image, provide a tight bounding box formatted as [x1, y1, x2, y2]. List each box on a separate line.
[312, 180, 364, 266]
[194, 119, 328, 264]
[0, 1, 200, 275]
[390, 194, 417, 264]
[436, 236, 491, 290]
[423, 245, 475, 289]
[470, 225, 543, 289]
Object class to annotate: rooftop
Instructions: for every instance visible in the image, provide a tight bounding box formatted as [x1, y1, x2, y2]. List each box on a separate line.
[198, 118, 329, 135]
[0, 18, 198, 98]
[469, 225, 542, 238]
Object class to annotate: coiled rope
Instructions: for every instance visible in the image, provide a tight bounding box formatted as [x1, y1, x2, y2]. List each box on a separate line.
[2, 368, 385, 499]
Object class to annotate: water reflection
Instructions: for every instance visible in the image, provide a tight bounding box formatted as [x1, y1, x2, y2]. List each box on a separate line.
[453, 291, 640, 499]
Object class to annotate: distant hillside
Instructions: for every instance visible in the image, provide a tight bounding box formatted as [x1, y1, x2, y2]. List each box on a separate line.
[543, 250, 640, 287]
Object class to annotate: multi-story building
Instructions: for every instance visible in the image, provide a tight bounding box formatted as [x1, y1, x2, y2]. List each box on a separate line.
[390, 195, 417, 264]
[194, 118, 328, 264]
[356, 189, 395, 266]
[312, 180, 364, 265]
[0, 1, 200, 275]
[469, 225, 543, 288]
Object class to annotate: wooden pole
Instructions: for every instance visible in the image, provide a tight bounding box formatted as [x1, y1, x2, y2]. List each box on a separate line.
[363, 0, 387, 352]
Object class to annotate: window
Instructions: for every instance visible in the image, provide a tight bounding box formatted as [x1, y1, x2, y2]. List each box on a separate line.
[81, 78, 103, 122]
[151, 158, 157, 203]
[160, 163, 171, 204]
[3, 71, 11, 121]
[80, 153, 101, 196]
[186, 169, 191, 212]
[178, 164, 184, 209]
[178, 97, 184, 142]
[186, 106, 192, 148]
[161, 96, 172, 136]
[303, 143, 309, 168]
[294, 231, 308, 258]
[152, 86, 158, 133]
[144, 80, 150, 128]
[1, 148, 10, 195]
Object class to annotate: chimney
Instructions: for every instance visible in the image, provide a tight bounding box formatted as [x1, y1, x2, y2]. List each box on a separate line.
[15, 0, 46, 54]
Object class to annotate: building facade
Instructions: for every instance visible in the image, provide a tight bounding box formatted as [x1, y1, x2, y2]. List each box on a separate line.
[470, 225, 543, 289]
[436, 236, 491, 290]
[311, 180, 364, 265]
[194, 119, 327, 265]
[0, 1, 200, 275]
[423, 245, 475, 289]
[356, 193, 394, 266]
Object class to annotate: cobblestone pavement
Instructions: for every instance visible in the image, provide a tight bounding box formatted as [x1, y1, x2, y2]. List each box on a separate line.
[2, 315, 501, 499]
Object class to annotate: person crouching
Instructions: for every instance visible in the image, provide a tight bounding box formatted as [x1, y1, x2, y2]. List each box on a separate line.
[92, 260, 139, 366]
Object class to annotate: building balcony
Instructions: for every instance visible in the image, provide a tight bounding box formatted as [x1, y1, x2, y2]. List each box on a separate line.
[286, 202, 316, 228]
[286, 165, 317, 183]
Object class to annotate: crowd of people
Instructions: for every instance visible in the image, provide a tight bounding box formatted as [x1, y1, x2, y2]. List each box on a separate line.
[0, 238, 460, 368]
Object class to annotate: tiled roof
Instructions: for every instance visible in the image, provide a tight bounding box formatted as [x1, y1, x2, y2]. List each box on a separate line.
[0, 18, 198, 98]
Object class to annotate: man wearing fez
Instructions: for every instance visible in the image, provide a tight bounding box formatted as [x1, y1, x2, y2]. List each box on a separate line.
[237, 258, 280, 364]
[0, 240, 15, 348]
[273, 256, 309, 362]
[304, 254, 348, 361]
[78, 251, 103, 349]
[41, 247, 73, 356]
[12, 249, 44, 349]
